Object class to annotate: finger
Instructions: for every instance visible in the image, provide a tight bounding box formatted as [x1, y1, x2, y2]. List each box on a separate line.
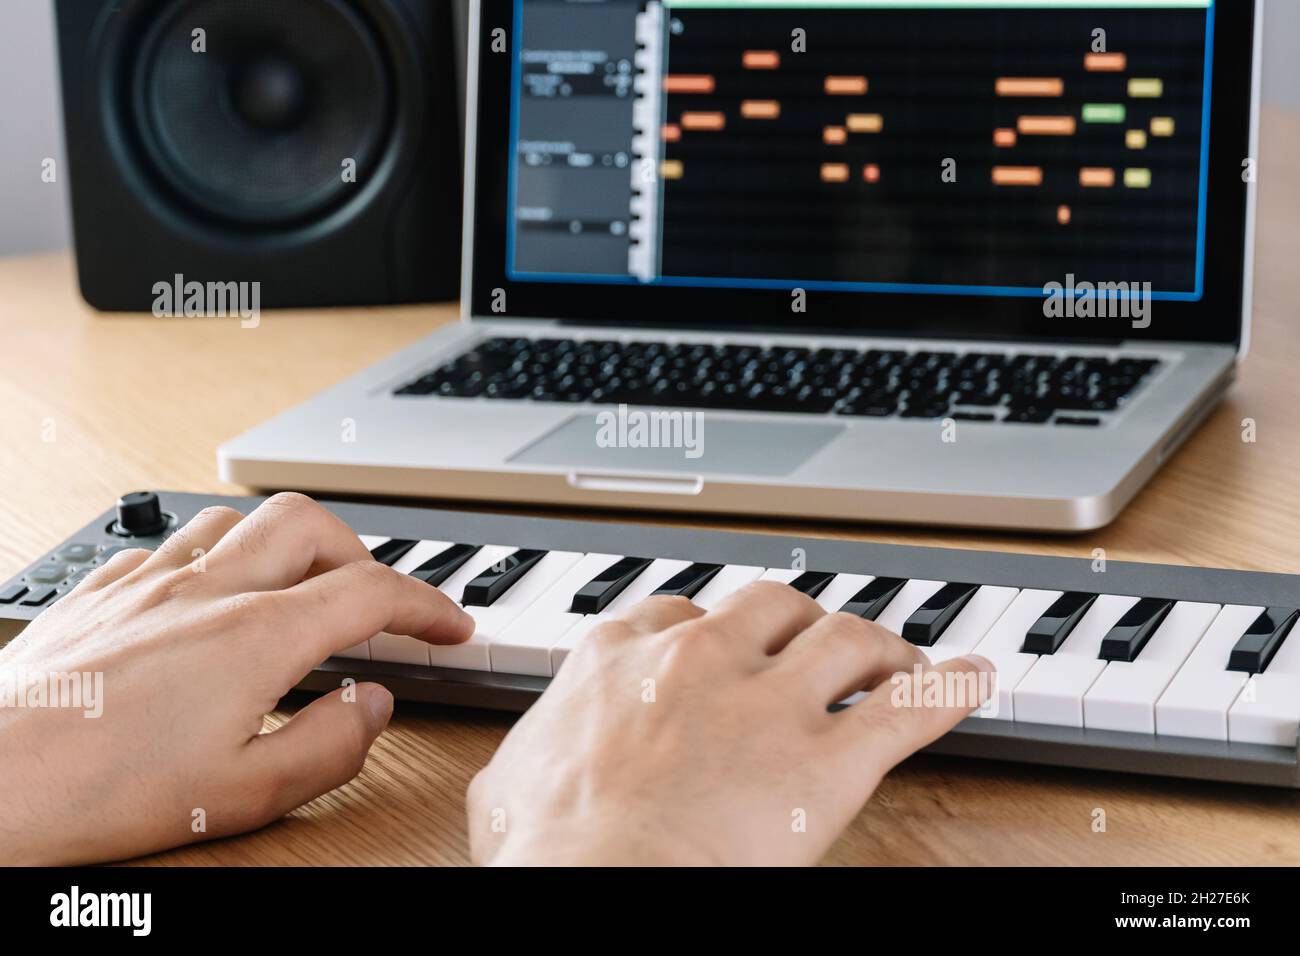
[703, 580, 825, 653]
[201, 492, 372, 591]
[258, 559, 475, 674]
[606, 594, 705, 636]
[80, 547, 153, 590]
[147, 506, 245, 570]
[837, 655, 996, 773]
[237, 683, 393, 828]
[777, 613, 929, 706]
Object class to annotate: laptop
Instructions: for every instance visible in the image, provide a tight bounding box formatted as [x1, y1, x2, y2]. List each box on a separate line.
[220, 0, 1262, 532]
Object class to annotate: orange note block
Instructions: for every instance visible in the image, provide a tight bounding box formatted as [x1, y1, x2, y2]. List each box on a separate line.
[1080, 167, 1116, 187]
[680, 111, 725, 131]
[992, 166, 1043, 186]
[821, 163, 850, 183]
[996, 77, 1065, 97]
[825, 75, 868, 96]
[740, 100, 780, 119]
[664, 75, 715, 94]
[743, 50, 780, 70]
[1084, 52, 1127, 72]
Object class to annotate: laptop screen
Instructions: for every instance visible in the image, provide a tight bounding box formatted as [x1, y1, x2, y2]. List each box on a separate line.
[468, 0, 1257, 345]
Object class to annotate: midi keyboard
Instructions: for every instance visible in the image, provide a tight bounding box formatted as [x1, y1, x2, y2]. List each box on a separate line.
[3, 492, 1299, 788]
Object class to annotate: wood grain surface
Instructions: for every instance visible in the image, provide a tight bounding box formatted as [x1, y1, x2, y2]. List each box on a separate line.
[2, 108, 1298, 866]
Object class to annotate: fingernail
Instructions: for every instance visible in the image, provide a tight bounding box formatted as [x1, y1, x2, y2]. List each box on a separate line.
[366, 685, 395, 731]
[962, 654, 996, 673]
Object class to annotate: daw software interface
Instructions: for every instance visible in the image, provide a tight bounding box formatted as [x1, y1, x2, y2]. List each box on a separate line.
[506, 0, 1215, 301]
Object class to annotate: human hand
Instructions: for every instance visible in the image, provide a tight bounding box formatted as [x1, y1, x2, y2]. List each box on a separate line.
[467, 584, 993, 866]
[0, 493, 473, 865]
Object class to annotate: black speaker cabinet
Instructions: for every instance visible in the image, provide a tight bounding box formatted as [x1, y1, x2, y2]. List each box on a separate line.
[54, 0, 464, 310]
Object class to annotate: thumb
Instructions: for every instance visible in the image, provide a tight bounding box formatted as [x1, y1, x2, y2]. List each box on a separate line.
[238, 683, 394, 827]
[841, 654, 996, 774]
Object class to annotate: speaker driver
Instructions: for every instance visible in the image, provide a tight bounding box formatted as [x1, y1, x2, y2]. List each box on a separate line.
[129, 0, 394, 228]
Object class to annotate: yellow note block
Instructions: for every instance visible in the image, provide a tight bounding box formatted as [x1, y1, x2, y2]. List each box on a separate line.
[1126, 129, 1148, 149]
[1151, 117, 1176, 137]
[1124, 167, 1153, 189]
[1128, 78, 1164, 98]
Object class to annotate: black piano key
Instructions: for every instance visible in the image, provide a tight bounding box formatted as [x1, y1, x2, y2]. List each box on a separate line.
[1022, 591, 1098, 655]
[838, 577, 907, 621]
[570, 557, 654, 614]
[1098, 598, 1175, 662]
[1228, 607, 1299, 674]
[369, 538, 418, 567]
[789, 571, 836, 599]
[902, 583, 979, 646]
[653, 563, 723, 599]
[461, 549, 548, 607]
[408, 544, 481, 587]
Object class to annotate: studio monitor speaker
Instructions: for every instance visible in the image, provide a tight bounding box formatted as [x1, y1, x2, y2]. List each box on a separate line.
[54, 0, 465, 310]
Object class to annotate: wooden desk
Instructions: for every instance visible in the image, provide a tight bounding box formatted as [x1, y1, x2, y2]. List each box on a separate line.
[3, 107, 1299, 866]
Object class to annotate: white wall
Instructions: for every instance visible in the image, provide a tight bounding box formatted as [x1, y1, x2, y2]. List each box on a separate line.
[1, 0, 1296, 257]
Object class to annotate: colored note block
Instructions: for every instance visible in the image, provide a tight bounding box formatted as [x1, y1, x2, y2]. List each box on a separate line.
[660, 160, 684, 180]
[820, 163, 850, 183]
[1124, 167, 1153, 189]
[1083, 103, 1126, 124]
[993, 128, 1017, 147]
[743, 50, 780, 70]
[1151, 117, 1176, 137]
[1018, 115, 1077, 136]
[825, 75, 868, 95]
[847, 113, 883, 133]
[661, 124, 681, 142]
[823, 125, 847, 145]
[992, 166, 1043, 187]
[1080, 167, 1116, 187]
[996, 77, 1064, 97]
[1128, 78, 1164, 98]
[1126, 129, 1148, 149]
[1084, 52, 1127, 72]
[680, 111, 725, 131]
[862, 163, 881, 183]
[664, 75, 715, 94]
[740, 100, 780, 119]
[1057, 205, 1072, 225]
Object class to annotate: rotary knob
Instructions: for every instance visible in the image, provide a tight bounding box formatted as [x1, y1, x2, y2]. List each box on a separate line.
[112, 491, 169, 537]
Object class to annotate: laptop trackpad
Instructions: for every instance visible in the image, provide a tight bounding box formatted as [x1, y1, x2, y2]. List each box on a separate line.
[508, 413, 844, 477]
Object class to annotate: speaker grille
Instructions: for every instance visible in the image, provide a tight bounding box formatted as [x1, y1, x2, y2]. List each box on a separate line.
[130, 0, 394, 227]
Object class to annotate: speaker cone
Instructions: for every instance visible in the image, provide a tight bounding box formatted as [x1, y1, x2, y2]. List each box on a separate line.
[128, 0, 394, 228]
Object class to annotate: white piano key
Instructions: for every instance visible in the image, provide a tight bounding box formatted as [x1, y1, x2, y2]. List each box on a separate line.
[874, 579, 946, 636]
[1229, 613, 1300, 746]
[461, 549, 583, 664]
[1155, 604, 1261, 740]
[757, 568, 802, 584]
[921, 585, 1019, 664]
[688, 564, 766, 611]
[814, 573, 875, 614]
[1083, 601, 1220, 734]
[550, 558, 693, 670]
[368, 539, 455, 665]
[1013, 594, 1139, 727]
[490, 552, 621, 677]
[423, 544, 518, 671]
[340, 535, 410, 660]
[968, 589, 1063, 720]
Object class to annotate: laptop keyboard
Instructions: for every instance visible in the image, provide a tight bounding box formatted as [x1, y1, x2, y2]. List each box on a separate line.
[393, 337, 1162, 425]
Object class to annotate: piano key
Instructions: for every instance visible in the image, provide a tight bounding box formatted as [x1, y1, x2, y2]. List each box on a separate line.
[424, 545, 518, 670]
[1083, 601, 1220, 734]
[461, 549, 549, 606]
[653, 562, 724, 599]
[919, 585, 1019, 665]
[369, 538, 418, 567]
[334, 534, 401, 659]
[1228, 610, 1300, 745]
[552, 558, 694, 669]
[875, 580, 947, 636]
[789, 571, 837, 598]
[490, 553, 622, 676]
[458, 550, 584, 665]
[408, 543, 482, 587]
[812, 573, 875, 614]
[368, 540, 456, 665]
[1099, 597, 1174, 662]
[1013, 594, 1140, 727]
[688, 564, 766, 611]
[1155, 604, 1262, 740]
[969, 589, 1065, 720]
[1227, 607, 1299, 674]
[837, 577, 908, 621]
[1022, 591, 1097, 655]
[569, 556, 655, 614]
[902, 582, 979, 647]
